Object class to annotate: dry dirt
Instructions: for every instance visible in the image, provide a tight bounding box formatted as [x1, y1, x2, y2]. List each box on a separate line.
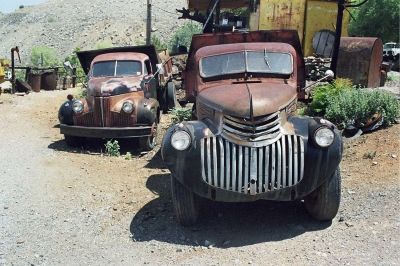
[0, 86, 399, 265]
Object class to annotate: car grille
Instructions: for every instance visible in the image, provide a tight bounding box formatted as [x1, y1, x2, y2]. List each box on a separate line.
[222, 112, 281, 141]
[75, 97, 134, 127]
[201, 135, 304, 195]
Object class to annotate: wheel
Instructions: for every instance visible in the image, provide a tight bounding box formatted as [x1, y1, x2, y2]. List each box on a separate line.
[304, 168, 341, 221]
[159, 86, 168, 113]
[167, 82, 179, 110]
[139, 121, 158, 151]
[64, 135, 84, 147]
[171, 176, 200, 226]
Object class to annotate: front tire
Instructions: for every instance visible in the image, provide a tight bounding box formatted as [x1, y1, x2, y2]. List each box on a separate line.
[305, 168, 341, 221]
[167, 82, 178, 110]
[171, 176, 200, 226]
[139, 121, 158, 151]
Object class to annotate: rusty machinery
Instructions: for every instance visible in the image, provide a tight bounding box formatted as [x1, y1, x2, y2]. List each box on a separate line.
[11, 46, 21, 94]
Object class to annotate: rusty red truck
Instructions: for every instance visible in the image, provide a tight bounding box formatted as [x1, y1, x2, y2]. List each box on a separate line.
[161, 30, 343, 225]
[58, 45, 178, 151]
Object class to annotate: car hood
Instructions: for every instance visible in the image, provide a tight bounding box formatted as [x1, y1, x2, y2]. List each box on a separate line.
[88, 77, 143, 96]
[198, 82, 296, 118]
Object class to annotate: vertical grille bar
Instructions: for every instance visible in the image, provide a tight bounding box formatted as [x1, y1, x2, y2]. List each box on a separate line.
[232, 144, 237, 192]
[238, 147, 243, 193]
[287, 135, 293, 186]
[300, 138, 305, 184]
[250, 148, 257, 195]
[270, 142, 276, 191]
[219, 137, 225, 189]
[276, 140, 282, 189]
[281, 136, 286, 188]
[258, 147, 263, 193]
[207, 138, 212, 185]
[213, 137, 218, 186]
[225, 139, 231, 190]
[243, 147, 249, 194]
[293, 135, 298, 184]
[264, 146, 270, 191]
[201, 139, 206, 183]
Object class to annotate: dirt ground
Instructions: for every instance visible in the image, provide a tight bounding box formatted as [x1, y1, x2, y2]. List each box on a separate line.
[0, 85, 399, 265]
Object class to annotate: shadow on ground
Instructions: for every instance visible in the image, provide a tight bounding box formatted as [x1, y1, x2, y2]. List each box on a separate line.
[129, 173, 332, 248]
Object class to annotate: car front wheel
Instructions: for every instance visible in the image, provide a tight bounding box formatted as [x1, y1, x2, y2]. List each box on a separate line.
[304, 167, 341, 221]
[139, 121, 158, 151]
[171, 176, 200, 226]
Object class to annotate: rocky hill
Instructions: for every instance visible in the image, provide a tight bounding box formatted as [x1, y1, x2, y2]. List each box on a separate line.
[0, 0, 188, 65]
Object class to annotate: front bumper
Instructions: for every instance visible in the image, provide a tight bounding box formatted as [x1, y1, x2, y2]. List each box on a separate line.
[59, 124, 152, 138]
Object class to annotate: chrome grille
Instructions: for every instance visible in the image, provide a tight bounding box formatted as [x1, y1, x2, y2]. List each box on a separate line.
[201, 135, 304, 195]
[75, 97, 134, 127]
[223, 112, 281, 141]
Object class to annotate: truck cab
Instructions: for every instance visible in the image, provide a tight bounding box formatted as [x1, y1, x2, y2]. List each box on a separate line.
[58, 45, 177, 151]
[161, 31, 343, 225]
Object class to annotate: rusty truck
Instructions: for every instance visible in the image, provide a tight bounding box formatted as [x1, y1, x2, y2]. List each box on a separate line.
[58, 45, 178, 151]
[161, 30, 343, 226]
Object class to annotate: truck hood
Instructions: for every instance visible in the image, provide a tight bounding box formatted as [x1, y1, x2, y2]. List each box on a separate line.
[87, 77, 143, 96]
[198, 83, 296, 118]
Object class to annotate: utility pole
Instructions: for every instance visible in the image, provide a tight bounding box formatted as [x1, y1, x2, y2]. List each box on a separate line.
[146, 0, 152, 45]
[330, 0, 345, 78]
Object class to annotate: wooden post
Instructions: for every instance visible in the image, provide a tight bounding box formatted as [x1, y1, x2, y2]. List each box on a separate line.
[146, 0, 152, 45]
[330, 0, 345, 78]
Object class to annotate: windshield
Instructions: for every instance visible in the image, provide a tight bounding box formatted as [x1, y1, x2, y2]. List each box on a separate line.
[199, 51, 293, 78]
[92, 60, 142, 77]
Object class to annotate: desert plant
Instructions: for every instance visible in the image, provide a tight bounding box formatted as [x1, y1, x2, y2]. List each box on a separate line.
[169, 107, 192, 124]
[151, 36, 168, 50]
[307, 78, 353, 116]
[94, 41, 113, 50]
[325, 89, 400, 128]
[124, 152, 132, 160]
[48, 18, 56, 23]
[19, 5, 24, 9]
[105, 140, 120, 156]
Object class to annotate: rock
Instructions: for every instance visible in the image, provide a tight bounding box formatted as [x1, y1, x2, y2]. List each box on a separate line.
[391, 154, 397, 158]
[16, 239, 25, 244]
[204, 240, 212, 247]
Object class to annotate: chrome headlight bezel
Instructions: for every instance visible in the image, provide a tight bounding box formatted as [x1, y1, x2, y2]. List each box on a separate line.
[122, 100, 135, 114]
[72, 100, 84, 113]
[313, 126, 335, 148]
[171, 130, 191, 151]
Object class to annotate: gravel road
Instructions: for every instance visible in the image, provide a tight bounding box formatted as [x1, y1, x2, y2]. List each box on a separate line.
[0, 87, 399, 265]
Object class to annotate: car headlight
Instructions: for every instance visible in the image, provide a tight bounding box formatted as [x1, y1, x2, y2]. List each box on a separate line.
[122, 100, 134, 114]
[314, 127, 335, 147]
[72, 100, 84, 113]
[171, 130, 191, 151]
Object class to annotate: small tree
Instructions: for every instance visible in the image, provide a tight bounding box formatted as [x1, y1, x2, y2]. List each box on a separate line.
[30, 46, 60, 67]
[19, 5, 24, 9]
[169, 22, 202, 54]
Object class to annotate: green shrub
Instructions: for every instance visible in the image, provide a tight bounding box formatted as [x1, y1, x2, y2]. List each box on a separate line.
[94, 41, 112, 50]
[105, 140, 120, 156]
[169, 107, 192, 124]
[307, 78, 353, 116]
[19, 5, 24, 9]
[169, 22, 202, 54]
[151, 36, 168, 50]
[30, 46, 61, 67]
[325, 89, 400, 128]
[48, 18, 56, 23]
[124, 152, 132, 160]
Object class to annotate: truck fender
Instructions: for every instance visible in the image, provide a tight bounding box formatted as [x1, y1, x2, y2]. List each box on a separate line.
[58, 100, 74, 125]
[137, 98, 160, 125]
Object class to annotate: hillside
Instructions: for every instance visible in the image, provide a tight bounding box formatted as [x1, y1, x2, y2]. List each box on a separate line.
[0, 0, 188, 64]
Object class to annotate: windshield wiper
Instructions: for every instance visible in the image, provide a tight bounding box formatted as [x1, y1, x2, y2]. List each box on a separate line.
[264, 48, 270, 68]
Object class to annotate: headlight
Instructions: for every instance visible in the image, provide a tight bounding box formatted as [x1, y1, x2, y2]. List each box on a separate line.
[171, 130, 191, 151]
[122, 100, 134, 114]
[72, 100, 84, 113]
[314, 127, 335, 147]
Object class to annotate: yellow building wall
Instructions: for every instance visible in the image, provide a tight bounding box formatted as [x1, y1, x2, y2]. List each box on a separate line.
[303, 1, 350, 56]
[249, 0, 351, 57]
[250, 0, 307, 43]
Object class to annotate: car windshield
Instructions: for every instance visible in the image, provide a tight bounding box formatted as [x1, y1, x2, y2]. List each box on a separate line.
[92, 60, 142, 77]
[199, 51, 293, 78]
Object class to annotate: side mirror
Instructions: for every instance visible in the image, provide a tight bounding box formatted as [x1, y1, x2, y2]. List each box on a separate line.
[156, 64, 164, 75]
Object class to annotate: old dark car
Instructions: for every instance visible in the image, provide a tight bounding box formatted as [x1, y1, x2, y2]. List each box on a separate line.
[161, 31, 342, 225]
[58, 45, 178, 151]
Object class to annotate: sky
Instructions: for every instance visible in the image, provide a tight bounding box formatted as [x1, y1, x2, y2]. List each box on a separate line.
[0, 0, 46, 14]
